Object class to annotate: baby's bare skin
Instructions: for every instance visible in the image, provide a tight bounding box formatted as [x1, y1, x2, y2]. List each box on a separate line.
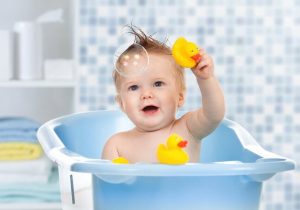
[102, 52, 225, 163]
[102, 114, 201, 163]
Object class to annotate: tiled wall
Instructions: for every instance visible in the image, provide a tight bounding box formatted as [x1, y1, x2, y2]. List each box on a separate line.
[76, 0, 300, 209]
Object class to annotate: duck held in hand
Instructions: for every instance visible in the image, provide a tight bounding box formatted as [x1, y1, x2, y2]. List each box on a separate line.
[172, 37, 201, 68]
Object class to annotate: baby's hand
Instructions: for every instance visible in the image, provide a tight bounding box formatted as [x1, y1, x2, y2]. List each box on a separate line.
[191, 51, 214, 80]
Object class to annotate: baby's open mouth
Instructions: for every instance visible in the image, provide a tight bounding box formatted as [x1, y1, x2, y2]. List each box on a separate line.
[142, 105, 159, 114]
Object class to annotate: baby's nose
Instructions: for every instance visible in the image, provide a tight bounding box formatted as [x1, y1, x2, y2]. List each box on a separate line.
[141, 89, 153, 100]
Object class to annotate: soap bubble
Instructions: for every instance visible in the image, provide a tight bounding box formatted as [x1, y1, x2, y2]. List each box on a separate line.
[113, 43, 149, 77]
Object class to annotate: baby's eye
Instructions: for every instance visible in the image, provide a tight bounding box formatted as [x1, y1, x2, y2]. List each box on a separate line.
[128, 85, 139, 91]
[154, 81, 164, 87]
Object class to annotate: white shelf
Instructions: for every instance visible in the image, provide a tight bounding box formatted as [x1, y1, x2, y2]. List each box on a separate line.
[0, 80, 76, 88]
[0, 80, 76, 123]
[0, 202, 61, 210]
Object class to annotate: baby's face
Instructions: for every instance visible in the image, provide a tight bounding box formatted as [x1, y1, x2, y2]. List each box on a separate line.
[117, 53, 185, 132]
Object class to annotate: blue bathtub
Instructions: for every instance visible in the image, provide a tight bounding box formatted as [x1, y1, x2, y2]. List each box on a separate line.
[37, 110, 295, 210]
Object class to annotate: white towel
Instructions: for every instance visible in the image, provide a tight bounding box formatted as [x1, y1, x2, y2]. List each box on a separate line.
[0, 156, 53, 184]
[0, 155, 53, 184]
[0, 173, 50, 184]
[0, 155, 52, 174]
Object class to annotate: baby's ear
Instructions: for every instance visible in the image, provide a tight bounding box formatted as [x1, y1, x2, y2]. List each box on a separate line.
[115, 95, 125, 112]
[178, 91, 185, 108]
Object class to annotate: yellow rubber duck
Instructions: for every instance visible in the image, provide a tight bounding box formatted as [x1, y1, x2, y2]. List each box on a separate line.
[112, 157, 129, 164]
[172, 37, 201, 68]
[157, 133, 189, 165]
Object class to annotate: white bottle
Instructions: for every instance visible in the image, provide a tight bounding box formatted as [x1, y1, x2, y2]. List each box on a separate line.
[14, 22, 43, 80]
[0, 30, 13, 81]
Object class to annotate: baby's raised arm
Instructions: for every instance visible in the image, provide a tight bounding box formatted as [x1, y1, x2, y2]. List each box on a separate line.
[184, 51, 225, 139]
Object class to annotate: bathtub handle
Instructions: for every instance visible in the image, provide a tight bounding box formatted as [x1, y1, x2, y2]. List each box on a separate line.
[245, 158, 290, 182]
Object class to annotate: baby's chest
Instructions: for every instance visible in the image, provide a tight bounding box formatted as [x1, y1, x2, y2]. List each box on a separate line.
[120, 134, 200, 163]
[121, 137, 159, 163]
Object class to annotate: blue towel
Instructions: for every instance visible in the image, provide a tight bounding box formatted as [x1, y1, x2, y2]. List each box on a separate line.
[0, 130, 38, 143]
[0, 117, 40, 143]
[0, 117, 40, 131]
[0, 167, 60, 203]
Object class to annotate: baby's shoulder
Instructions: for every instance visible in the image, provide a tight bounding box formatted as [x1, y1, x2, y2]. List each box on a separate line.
[102, 131, 127, 154]
[172, 112, 197, 138]
[106, 130, 134, 144]
[173, 111, 191, 128]
[107, 131, 127, 142]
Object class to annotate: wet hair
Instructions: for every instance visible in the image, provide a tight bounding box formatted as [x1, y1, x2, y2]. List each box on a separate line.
[113, 25, 185, 93]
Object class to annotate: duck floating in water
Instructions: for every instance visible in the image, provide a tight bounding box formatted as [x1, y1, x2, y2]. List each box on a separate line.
[157, 133, 189, 165]
[172, 37, 201, 68]
[112, 157, 129, 164]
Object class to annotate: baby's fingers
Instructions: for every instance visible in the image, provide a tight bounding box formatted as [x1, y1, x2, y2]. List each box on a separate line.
[196, 60, 208, 70]
[194, 55, 209, 70]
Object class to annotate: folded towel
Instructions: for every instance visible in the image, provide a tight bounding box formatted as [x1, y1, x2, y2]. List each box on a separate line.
[0, 130, 38, 143]
[0, 173, 50, 185]
[0, 117, 40, 131]
[0, 168, 60, 203]
[0, 155, 53, 175]
[0, 133, 37, 142]
[0, 142, 42, 160]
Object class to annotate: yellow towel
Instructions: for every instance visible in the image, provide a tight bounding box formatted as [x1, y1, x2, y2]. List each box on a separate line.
[0, 142, 43, 161]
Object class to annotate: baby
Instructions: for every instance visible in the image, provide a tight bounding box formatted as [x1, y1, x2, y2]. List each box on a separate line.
[102, 27, 225, 163]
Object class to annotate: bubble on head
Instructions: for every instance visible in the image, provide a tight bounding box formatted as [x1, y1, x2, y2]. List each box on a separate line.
[114, 43, 149, 77]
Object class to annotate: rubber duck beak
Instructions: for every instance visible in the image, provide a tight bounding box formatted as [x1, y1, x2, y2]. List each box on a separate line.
[191, 53, 201, 62]
[177, 140, 188, 148]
